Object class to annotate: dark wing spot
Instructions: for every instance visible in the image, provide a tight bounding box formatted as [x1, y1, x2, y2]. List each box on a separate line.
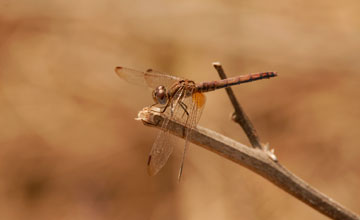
[147, 155, 152, 165]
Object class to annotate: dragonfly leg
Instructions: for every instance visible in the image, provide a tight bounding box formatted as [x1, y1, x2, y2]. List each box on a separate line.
[160, 104, 169, 113]
[178, 101, 190, 138]
[149, 103, 169, 113]
[149, 103, 160, 111]
[178, 101, 189, 117]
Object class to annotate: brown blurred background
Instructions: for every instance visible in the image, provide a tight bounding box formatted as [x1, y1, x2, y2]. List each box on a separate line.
[1, 0, 359, 219]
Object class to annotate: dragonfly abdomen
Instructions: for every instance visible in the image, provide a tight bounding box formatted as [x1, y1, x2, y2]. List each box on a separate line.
[195, 72, 277, 93]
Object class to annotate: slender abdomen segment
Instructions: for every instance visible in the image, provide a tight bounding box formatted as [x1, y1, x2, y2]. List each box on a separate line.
[195, 72, 277, 93]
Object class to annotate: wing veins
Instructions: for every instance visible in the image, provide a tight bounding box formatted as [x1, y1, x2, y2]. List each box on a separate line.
[147, 87, 186, 176]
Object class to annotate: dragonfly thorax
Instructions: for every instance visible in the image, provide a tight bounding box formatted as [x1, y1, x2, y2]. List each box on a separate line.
[152, 85, 169, 105]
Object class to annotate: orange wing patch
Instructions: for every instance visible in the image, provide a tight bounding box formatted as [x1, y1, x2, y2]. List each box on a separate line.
[192, 92, 206, 108]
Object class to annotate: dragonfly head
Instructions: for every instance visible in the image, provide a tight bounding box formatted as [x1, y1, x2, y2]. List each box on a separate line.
[153, 85, 169, 105]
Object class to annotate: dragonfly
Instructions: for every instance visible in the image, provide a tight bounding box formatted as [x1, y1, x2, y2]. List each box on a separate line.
[115, 66, 277, 180]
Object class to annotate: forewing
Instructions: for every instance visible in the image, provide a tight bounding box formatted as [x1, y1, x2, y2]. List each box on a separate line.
[115, 66, 182, 89]
[147, 87, 185, 176]
[177, 91, 206, 180]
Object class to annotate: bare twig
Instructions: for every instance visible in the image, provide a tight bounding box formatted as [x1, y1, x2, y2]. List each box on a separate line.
[212, 62, 262, 149]
[137, 109, 359, 220]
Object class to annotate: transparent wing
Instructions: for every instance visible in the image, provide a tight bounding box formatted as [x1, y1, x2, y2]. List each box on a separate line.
[115, 66, 182, 89]
[177, 90, 206, 181]
[147, 87, 186, 176]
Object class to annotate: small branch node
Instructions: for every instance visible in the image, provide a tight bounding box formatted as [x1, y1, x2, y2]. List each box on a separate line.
[263, 143, 278, 162]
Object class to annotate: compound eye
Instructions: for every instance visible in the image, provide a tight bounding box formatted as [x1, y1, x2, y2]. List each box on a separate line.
[154, 86, 168, 105]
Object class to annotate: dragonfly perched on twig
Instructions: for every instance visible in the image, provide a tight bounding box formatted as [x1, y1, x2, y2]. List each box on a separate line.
[115, 66, 277, 180]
